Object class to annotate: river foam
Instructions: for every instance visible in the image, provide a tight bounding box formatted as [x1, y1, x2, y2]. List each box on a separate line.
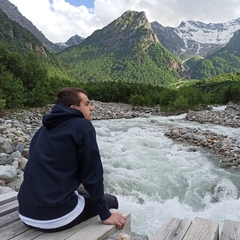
[93, 115, 240, 239]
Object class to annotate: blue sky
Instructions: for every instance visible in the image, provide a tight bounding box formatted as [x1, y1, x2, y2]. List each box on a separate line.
[8, 0, 240, 43]
[65, 0, 94, 8]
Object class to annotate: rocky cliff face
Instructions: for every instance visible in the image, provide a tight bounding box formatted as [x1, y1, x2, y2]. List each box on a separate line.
[212, 29, 240, 57]
[0, 0, 64, 53]
[0, 8, 48, 57]
[151, 22, 186, 57]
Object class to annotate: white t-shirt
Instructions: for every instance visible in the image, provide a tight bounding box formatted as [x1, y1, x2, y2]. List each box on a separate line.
[19, 191, 85, 229]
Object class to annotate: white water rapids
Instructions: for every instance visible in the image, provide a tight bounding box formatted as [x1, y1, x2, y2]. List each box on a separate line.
[93, 107, 240, 239]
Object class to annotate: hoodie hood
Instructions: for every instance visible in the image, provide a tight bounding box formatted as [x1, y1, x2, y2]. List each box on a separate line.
[42, 103, 85, 129]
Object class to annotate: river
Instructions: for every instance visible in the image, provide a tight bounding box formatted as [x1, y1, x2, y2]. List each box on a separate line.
[92, 107, 240, 239]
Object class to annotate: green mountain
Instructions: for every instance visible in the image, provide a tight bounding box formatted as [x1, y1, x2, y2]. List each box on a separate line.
[0, 8, 46, 55]
[186, 30, 240, 79]
[58, 10, 187, 86]
[0, 8, 77, 108]
[0, 8, 76, 78]
[0, 0, 64, 53]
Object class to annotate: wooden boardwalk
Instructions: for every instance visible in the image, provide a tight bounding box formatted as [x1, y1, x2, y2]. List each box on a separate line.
[0, 192, 131, 240]
[1, 191, 240, 240]
[154, 216, 240, 240]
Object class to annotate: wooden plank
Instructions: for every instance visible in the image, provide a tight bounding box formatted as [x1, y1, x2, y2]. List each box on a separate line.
[66, 212, 131, 240]
[66, 219, 117, 240]
[6, 217, 96, 240]
[0, 210, 19, 228]
[33, 216, 100, 240]
[154, 217, 192, 240]
[0, 200, 19, 217]
[220, 219, 240, 240]
[0, 220, 29, 240]
[34, 211, 130, 240]
[0, 192, 18, 205]
[0, 204, 131, 240]
[10, 228, 44, 240]
[183, 217, 219, 240]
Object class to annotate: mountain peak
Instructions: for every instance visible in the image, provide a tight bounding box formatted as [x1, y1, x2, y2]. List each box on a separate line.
[64, 34, 85, 47]
[176, 18, 240, 45]
[84, 10, 159, 53]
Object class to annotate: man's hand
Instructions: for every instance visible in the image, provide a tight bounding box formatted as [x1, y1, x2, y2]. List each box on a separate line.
[102, 212, 126, 230]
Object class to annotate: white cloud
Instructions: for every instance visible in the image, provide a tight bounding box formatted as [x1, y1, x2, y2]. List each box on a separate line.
[8, 0, 240, 43]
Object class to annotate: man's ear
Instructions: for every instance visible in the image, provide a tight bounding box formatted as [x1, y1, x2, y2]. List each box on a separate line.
[70, 105, 75, 109]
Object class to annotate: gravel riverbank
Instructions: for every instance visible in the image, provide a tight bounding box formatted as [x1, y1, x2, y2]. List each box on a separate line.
[165, 104, 240, 168]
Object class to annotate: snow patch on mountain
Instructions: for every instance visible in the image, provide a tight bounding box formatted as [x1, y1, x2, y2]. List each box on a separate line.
[176, 18, 240, 45]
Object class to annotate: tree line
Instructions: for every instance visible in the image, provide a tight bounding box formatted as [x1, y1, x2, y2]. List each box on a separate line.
[0, 42, 75, 109]
[82, 78, 240, 113]
[1, 41, 240, 114]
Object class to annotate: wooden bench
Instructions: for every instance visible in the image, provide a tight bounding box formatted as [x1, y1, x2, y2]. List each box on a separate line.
[0, 192, 131, 240]
[154, 216, 240, 240]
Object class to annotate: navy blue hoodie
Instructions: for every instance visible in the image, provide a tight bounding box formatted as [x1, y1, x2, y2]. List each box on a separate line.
[18, 103, 111, 221]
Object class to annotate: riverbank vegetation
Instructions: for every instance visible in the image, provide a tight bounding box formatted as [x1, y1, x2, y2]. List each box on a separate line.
[0, 43, 240, 115]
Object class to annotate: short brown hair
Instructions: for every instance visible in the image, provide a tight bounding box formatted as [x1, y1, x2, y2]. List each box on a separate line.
[55, 87, 88, 107]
